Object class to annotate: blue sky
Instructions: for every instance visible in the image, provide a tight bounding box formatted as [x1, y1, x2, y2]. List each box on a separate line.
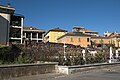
[1, 0, 120, 36]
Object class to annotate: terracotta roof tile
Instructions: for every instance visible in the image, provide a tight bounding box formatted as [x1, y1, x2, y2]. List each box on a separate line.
[49, 27, 67, 32]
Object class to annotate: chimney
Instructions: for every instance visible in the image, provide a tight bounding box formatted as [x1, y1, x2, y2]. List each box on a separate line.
[8, 3, 10, 7]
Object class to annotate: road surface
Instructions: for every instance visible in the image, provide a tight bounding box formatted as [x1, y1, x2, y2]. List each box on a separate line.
[9, 66, 120, 80]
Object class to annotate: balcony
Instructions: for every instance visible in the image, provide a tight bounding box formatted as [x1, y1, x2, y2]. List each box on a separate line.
[9, 27, 22, 39]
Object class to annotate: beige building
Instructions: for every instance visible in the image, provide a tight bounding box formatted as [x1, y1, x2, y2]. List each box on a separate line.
[23, 27, 45, 43]
[0, 4, 15, 45]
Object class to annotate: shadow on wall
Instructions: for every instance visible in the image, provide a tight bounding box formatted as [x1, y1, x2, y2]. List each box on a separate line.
[0, 15, 9, 45]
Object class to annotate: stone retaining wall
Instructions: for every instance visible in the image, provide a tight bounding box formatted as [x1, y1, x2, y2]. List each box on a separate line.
[57, 62, 120, 75]
[0, 62, 58, 80]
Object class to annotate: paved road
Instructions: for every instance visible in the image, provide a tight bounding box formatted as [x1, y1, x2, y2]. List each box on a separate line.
[9, 66, 120, 80]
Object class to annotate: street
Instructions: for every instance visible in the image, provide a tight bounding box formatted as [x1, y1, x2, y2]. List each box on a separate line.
[9, 66, 120, 80]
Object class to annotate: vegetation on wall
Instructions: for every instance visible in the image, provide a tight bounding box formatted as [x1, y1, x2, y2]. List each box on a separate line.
[0, 42, 115, 65]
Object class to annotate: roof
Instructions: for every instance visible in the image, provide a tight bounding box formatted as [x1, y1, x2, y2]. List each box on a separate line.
[13, 14, 25, 18]
[23, 27, 45, 33]
[73, 27, 85, 30]
[58, 32, 91, 40]
[109, 33, 120, 38]
[85, 31, 98, 34]
[0, 5, 15, 14]
[49, 27, 67, 32]
[73, 27, 98, 34]
[45, 27, 67, 36]
[91, 36, 110, 39]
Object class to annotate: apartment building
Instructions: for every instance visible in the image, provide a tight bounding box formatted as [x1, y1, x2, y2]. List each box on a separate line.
[23, 27, 45, 43]
[44, 28, 67, 43]
[58, 32, 91, 47]
[9, 14, 24, 44]
[0, 4, 15, 45]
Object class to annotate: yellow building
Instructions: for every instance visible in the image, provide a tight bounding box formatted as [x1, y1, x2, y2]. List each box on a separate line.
[44, 28, 67, 43]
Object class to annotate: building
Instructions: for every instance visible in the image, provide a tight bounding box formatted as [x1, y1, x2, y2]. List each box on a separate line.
[72, 27, 85, 32]
[58, 32, 91, 47]
[0, 4, 15, 45]
[44, 28, 67, 43]
[23, 27, 45, 43]
[91, 36, 110, 47]
[109, 35, 120, 47]
[0, 4, 45, 45]
[72, 27, 99, 36]
[104, 31, 120, 47]
[9, 14, 24, 44]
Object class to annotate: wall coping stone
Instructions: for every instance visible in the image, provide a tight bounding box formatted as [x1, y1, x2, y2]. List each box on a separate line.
[0, 62, 58, 68]
[57, 62, 120, 75]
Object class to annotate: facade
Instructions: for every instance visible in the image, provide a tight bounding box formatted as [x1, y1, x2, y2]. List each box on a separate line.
[58, 32, 91, 47]
[109, 36, 120, 47]
[23, 27, 45, 43]
[103, 32, 120, 47]
[44, 28, 67, 43]
[0, 4, 15, 45]
[91, 36, 110, 47]
[9, 14, 24, 44]
[0, 4, 45, 45]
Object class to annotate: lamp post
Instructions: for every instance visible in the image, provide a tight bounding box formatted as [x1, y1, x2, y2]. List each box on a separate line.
[63, 38, 67, 60]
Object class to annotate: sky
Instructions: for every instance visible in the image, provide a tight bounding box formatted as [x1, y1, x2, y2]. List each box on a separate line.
[0, 0, 120, 36]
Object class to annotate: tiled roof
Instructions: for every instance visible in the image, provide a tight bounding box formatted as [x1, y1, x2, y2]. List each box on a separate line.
[85, 31, 98, 34]
[109, 33, 120, 38]
[58, 32, 91, 40]
[24, 27, 38, 30]
[45, 27, 67, 36]
[91, 36, 110, 39]
[49, 27, 67, 32]
[23, 27, 45, 33]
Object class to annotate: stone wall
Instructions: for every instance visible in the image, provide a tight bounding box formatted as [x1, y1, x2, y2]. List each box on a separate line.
[57, 62, 120, 75]
[0, 62, 58, 80]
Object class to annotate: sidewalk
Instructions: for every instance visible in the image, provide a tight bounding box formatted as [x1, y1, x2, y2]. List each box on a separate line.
[8, 73, 66, 80]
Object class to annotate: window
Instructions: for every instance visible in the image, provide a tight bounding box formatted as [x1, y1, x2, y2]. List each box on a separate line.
[87, 38, 90, 42]
[78, 38, 80, 42]
[58, 32, 60, 34]
[112, 40, 115, 44]
[71, 37, 73, 42]
[100, 39, 103, 43]
[109, 41, 110, 44]
[94, 40, 96, 43]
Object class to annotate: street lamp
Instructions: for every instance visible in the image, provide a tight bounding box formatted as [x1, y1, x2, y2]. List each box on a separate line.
[63, 38, 67, 60]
